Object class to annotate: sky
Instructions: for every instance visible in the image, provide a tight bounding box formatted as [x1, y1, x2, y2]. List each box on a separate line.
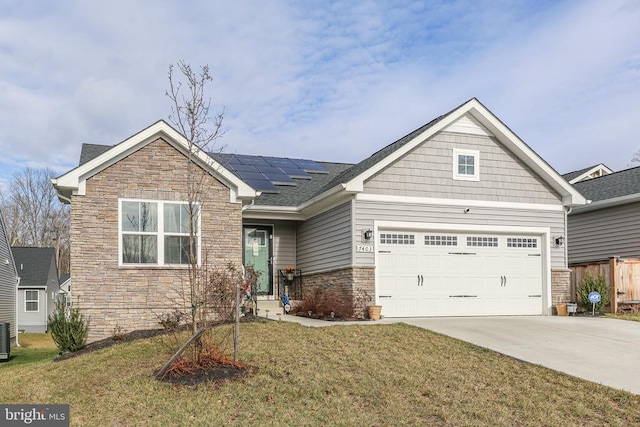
[1, 0, 639, 192]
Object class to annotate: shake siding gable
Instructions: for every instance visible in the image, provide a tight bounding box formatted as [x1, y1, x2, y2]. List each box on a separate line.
[364, 131, 562, 204]
[71, 138, 242, 341]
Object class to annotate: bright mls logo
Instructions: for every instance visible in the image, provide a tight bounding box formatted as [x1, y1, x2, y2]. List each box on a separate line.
[1, 405, 69, 426]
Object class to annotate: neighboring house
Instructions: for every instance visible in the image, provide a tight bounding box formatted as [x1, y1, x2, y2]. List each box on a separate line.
[52, 98, 585, 342]
[59, 273, 71, 306]
[12, 247, 60, 332]
[566, 166, 640, 264]
[563, 163, 613, 184]
[0, 210, 18, 345]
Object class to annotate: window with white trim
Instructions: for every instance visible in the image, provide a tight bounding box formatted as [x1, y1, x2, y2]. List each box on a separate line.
[467, 236, 498, 247]
[380, 233, 415, 245]
[120, 200, 199, 266]
[453, 148, 480, 181]
[25, 290, 39, 312]
[424, 235, 457, 246]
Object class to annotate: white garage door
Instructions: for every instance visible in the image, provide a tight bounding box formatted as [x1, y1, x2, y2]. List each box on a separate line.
[378, 230, 543, 317]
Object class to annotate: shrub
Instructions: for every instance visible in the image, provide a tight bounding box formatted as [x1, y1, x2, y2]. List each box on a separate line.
[576, 272, 610, 312]
[292, 287, 354, 319]
[47, 300, 89, 352]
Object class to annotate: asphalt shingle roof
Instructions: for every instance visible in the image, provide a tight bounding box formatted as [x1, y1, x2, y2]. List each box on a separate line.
[571, 166, 640, 203]
[79, 144, 112, 165]
[11, 247, 56, 287]
[562, 165, 600, 183]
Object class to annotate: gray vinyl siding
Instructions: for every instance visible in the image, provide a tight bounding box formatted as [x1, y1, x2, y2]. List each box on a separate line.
[568, 202, 640, 264]
[17, 289, 47, 333]
[297, 202, 352, 273]
[364, 131, 562, 204]
[0, 214, 16, 340]
[244, 219, 297, 273]
[354, 200, 566, 268]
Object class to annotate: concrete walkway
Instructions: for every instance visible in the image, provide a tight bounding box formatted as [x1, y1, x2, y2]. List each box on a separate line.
[263, 312, 640, 395]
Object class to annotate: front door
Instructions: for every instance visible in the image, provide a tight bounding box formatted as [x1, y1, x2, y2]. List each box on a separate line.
[243, 225, 273, 295]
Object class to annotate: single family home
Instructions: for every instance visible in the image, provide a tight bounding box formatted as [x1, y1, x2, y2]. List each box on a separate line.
[12, 247, 60, 332]
[0, 210, 18, 346]
[53, 98, 586, 342]
[565, 165, 640, 308]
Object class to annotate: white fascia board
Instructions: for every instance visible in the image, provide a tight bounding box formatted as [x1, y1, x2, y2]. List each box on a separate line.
[374, 220, 550, 235]
[298, 184, 355, 219]
[571, 193, 640, 213]
[52, 120, 256, 201]
[568, 164, 613, 184]
[464, 101, 586, 207]
[242, 206, 306, 221]
[356, 193, 564, 211]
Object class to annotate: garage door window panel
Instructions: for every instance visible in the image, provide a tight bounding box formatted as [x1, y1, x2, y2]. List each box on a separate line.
[380, 233, 415, 245]
[467, 236, 498, 248]
[424, 235, 457, 246]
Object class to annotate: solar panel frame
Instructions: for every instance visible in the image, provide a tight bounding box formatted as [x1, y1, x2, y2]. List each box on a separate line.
[290, 158, 328, 173]
[244, 179, 280, 193]
[235, 154, 270, 167]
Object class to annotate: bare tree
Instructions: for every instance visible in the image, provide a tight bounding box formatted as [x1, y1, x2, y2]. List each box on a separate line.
[631, 150, 640, 165]
[154, 61, 249, 379]
[166, 61, 228, 337]
[0, 167, 70, 274]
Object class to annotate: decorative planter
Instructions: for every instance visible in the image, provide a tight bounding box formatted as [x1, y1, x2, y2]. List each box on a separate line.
[555, 303, 568, 316]
[368, 305, 382, 320]
[286, 273, 294, 281]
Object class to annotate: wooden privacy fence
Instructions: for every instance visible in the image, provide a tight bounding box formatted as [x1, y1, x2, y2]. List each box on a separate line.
[570, 257, 640, 313]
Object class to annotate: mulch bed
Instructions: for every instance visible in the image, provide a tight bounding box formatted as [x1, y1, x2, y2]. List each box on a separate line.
[54, 317, 261, 385]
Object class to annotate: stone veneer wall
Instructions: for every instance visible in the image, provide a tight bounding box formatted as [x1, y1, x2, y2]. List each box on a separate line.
[301, 266, 375, 318]
[551, 268, 571, 306]
[70, 138, 242, 342]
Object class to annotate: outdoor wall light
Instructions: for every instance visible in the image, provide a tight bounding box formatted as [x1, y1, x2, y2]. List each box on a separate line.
[363, 229, 373, 241]
[554, 236, 565, 247]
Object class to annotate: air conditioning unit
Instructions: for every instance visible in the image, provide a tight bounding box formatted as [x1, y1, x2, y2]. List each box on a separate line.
[0, 323, 10, 361]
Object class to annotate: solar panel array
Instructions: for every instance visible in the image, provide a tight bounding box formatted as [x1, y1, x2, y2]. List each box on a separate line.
[212, 154, 328, 193]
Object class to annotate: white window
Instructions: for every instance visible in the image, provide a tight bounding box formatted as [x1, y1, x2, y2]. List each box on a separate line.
[25, 290, 39, 312]
[453, 148, 480, 181]
[380, 233, 415, 245]
[424, 235, 457, 246]
[507, 237, 538, 248]
[467, 236, 498, 247]
[119, 199, 200, 266]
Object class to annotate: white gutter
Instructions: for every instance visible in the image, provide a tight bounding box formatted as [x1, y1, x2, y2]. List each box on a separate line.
[570, 194, 636, 214]
[15, 276, 20, 347]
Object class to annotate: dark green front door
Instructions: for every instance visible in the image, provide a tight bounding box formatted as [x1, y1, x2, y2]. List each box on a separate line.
[243, 225, 273, 295]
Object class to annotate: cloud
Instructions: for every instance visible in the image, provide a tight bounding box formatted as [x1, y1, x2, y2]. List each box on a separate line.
[0, 0, 639, 189]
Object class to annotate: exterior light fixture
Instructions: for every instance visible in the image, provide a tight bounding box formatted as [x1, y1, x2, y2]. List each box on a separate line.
[363, 229, 373, 241]
[555, 236, 565, 247]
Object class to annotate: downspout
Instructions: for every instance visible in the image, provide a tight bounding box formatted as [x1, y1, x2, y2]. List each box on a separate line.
[15, 276, 20, 347]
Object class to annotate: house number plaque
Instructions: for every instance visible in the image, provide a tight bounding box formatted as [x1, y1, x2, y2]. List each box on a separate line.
[356, 245, 374, 253]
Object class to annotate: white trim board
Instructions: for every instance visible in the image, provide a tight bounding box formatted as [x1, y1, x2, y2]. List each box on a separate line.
[356, 193, 565, 212]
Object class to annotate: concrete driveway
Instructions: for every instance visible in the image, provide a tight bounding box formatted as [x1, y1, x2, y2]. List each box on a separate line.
[399, 316, 640, 395]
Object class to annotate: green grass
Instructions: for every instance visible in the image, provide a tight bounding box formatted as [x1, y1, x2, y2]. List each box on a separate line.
[1, 322, 639, 426]
[605, 313, 640, 322]
[0, 333, 59, 367]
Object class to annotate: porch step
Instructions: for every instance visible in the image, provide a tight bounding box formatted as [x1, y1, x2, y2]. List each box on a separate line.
[255, 300, 284, 319]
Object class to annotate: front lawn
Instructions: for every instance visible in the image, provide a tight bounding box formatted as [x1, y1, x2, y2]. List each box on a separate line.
[1, 322, 639, 426]
[605, 313, 640, 322]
